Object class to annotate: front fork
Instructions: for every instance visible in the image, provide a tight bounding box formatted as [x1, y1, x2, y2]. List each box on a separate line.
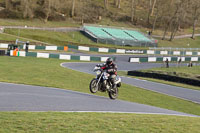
[103, 80, 113, 91]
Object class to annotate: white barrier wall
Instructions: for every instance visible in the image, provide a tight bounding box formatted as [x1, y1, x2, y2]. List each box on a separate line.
[18, 51, 26, 57]
[99, 48, 109, 53]
[130, 58, 140, 63]
[148, 57, 156, 62]
[173, 51, 180, 55]
[23, 45, 36, 50]
[147, 50, 155, 54]
[78, 46, 90, 51]
[45, 46, 57, 50]
[59, 55, 71, 60]
[186, 51, 192, 55]
[160, 51, 168, 55]
[37, 53, 49, 58]
[191, 57, 198, 61]
[80, 56, 90, 61]
[163, 57, 171, 61]
[101, 57, 109, 62]
[0, 43, 9, 48]
[177, 57, 185, 62]
[116, 49, 126, 54]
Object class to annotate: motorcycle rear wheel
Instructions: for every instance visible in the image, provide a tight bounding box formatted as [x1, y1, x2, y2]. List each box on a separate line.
[108, 87, 118, 99]
[89, 79, 98, 93]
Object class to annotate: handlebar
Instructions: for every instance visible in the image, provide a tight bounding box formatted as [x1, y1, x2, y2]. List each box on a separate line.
[93, 66, 106, 72]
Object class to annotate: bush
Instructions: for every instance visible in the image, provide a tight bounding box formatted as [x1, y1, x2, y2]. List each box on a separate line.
[0, 9, 22, 18]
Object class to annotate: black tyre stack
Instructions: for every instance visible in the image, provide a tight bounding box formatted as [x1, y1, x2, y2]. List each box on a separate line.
[0, 50, 5, 56]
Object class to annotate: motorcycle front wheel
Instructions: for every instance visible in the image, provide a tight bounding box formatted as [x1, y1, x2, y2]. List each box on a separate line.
[89, 79, 99, 93]
[108, 87, 118, 99]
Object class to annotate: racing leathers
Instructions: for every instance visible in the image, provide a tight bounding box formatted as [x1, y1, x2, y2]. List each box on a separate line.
[99, 62, 118, 88]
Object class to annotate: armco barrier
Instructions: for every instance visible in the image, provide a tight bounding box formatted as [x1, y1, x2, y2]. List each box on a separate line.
[128, 71, 200, 87]
[10, 50, 115, 62]
[129, 57, 200, 63]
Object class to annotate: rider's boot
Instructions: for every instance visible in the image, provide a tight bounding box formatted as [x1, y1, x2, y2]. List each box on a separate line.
[112, 84, 117, 89]
[111, 78, 116, 89]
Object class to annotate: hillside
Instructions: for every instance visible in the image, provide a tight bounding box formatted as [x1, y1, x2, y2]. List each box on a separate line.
[0, 0, 200, 41]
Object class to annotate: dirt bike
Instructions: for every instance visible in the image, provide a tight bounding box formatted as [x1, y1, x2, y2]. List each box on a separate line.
[89, 65, 121, 99]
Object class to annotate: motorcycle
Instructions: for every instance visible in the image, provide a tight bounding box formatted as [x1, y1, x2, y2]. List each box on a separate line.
[89, 65, 121, 99]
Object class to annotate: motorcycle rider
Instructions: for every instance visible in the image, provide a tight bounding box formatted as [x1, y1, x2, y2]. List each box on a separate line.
[99, 57, 117, 89]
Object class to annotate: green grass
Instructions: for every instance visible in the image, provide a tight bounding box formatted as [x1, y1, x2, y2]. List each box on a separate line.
[3, 28, 149, 49]
[0, 56, 200, 116]
[4, 29, 80, 46]
[157, 37, 200, 48]
[0, 32, 20, 41]
[0, 112, 199, 133]
[0, 18, 80, 27]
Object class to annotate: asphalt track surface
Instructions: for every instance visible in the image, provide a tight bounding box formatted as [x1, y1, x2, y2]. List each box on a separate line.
[0, 82, 198, 117]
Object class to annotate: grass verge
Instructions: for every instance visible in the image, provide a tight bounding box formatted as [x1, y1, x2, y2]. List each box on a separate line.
[157, 37, 200, 48]
[0, 56, 199, 116]
[0, 112, 199, 133]
[3, 28, 149, 50]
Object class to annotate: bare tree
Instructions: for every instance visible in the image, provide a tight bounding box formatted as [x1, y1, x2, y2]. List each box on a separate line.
[191, 0, 200, 39]
[131, 0, 135, 22]
[43, 0, 52, 22]
[152, 3, 159, 32]
[147, 0, 152, 26]
[117, 0, 121, 8]
[21, 0, 35, 19]
[71, 0, 76, 17]
[5, 0, 12, 10]
[151, 0, 157, 16]
[104, 0, 108, 10]
[161, 0, 177, 40]
[170, 0, 174, 6]
[114, 0, 118, 7]
[169, 0, 187, 41]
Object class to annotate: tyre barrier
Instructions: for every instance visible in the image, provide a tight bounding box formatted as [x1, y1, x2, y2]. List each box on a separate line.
[0, 50, 5, 55]
[9, 50, 115, 62]
[127, 71, 200, 87]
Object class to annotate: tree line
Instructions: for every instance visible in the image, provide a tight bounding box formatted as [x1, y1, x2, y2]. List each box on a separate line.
[0, 0, 200, 41]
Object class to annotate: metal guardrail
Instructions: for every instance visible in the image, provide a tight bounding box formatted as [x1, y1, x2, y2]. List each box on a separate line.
[150, 47, 200, 51]
[1, 26, 80, 32]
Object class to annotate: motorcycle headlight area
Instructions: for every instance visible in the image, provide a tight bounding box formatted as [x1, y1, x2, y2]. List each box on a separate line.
[96, 70, 101, 75]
